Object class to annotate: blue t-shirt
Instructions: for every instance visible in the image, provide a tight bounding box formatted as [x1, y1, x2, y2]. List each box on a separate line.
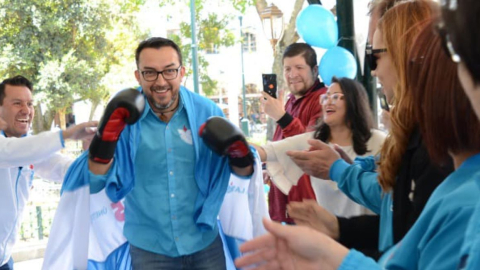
[457, 169, 480, 270]
[330, 158, 394, 252]
[338, 152, 480, 270]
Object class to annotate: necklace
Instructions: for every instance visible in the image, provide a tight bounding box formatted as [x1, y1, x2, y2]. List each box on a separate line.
[157, 102, 179, 122]
[159, 102, 179, 115]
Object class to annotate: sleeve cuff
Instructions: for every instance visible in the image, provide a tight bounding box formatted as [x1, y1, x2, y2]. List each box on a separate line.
[330, 159, 351, 182]
[353, 156, 377, 171]
[338, 249, 378, 270]
[276, 113, 293, 129]
[59, 130, 65, 148]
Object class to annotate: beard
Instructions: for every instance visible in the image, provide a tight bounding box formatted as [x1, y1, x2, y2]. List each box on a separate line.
[153, 95, 176, 110]
[289, 84, 310, 97]
[148, 85, 178, 110]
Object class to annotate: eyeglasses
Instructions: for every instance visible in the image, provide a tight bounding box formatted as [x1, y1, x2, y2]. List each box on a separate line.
[436, 22, 461, 63]
[365, 45, 387, 70]
[320, 93, 344, 105]
[140, 66, 182, 81]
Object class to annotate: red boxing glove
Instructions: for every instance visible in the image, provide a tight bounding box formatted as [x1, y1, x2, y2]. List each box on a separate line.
[199, 116, 254, 168]
[89, 88, 145, 164]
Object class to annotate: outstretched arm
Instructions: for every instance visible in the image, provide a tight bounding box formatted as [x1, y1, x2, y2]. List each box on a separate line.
[235, 218, 350, 270]
[0, 121, 97, 168]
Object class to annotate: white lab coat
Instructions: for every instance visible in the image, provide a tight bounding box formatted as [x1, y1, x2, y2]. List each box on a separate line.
[0, 130, 72, 266]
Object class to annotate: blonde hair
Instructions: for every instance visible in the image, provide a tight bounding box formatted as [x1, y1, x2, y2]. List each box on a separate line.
[376, 0, 439, 191]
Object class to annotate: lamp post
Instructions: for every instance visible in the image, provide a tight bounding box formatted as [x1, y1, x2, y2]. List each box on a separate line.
[260, 3, 284, 53]
[239, 15, 249, 137]
[260, 3, 284, 140]
[190, 0, 199, 93]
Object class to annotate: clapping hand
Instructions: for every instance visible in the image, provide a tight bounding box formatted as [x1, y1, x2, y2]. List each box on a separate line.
[286, 139, 341, 179]
[235, 218, 349, 270]
[287, 200, 340, 240]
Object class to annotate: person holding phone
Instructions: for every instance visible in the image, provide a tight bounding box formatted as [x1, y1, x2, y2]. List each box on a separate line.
[253, 77, 385, 258]
[286, 0, 451, 257]
[235, 14, 480, 269]
[261, 42, 327, 224]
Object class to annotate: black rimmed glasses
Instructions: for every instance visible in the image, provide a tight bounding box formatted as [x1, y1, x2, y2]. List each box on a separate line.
[141, 66, 182, 81]
[366, 45, 387, 70]
[436, 22, 461, 63]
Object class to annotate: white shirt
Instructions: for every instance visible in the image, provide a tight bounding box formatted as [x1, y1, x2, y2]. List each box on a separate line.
[263, 129, 386, 218]
[0, 131, 72, 266]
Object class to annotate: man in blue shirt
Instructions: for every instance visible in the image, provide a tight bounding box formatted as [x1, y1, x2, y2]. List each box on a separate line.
[88, 37, 253, 270]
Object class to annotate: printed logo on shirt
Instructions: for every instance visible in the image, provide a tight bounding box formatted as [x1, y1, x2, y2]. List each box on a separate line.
[226, 181, 246, 194]
[178, 125, 193, 145]
[111, 201, 125, 222]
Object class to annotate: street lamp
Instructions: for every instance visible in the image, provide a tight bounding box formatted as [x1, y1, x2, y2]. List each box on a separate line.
[260, 3, 284, 53]
[239, 15, 249, 137]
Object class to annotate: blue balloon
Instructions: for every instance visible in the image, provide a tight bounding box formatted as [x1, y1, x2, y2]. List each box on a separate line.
[319, 46, 357, 86]
[296, 5, 338, 49]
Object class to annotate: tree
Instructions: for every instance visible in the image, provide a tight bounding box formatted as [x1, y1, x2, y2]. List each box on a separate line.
[160, 0, 304, 139]
[168, 13, 236, 96]
[0, 0, 146, 132]
[159, 0, 265, 97]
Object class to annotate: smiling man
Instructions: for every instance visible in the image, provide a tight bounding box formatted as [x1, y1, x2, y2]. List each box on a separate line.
[262, 42, 327, 224]
[87, 37, 254, 270]
[0, 75, 97, 270]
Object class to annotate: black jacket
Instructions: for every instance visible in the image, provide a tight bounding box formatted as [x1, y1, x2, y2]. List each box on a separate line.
[337, 128, 453, 258]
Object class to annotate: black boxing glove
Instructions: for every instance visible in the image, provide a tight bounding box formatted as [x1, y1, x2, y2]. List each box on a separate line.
[89, 88, 145, 164]
[199, 116, 254, 168]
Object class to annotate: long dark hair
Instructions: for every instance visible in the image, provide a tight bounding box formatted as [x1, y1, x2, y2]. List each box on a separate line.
[313, 77, 374, 155]
[409, 20, 480, 164]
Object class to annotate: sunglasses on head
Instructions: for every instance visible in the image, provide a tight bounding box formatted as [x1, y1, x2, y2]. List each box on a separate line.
[365, 44, 387, 70]
[436, 22, 461, 63]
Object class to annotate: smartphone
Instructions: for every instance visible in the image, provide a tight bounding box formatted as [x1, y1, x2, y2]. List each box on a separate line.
[262, 74, 277, 98]
[378, 92, 390, 111]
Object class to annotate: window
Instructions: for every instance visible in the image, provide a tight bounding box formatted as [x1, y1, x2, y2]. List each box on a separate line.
[242, 32, 256, 53]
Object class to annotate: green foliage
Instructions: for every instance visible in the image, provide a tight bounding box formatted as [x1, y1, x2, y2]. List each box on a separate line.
[0, 0, 146, 131]
[232, 0, 256, 13]
[163, 0, 252, 96]
[198, 13, 236, 51]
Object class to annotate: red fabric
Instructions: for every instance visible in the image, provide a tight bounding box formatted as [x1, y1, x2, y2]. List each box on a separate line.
[268, 79, 326, 223]
[102, 108, 129, 141]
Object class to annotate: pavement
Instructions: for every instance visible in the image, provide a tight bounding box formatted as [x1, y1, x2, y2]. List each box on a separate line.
[11, 240, 46, 270]
[14, 258, 43, 270]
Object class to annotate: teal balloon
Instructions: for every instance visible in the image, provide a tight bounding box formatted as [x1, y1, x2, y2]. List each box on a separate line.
[296, 5, 338, 49]
[319, 46, 357, 86]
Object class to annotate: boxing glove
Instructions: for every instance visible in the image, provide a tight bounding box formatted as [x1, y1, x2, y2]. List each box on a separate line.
[89, 88, 145, 164]
[199, 116, 254, 168]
